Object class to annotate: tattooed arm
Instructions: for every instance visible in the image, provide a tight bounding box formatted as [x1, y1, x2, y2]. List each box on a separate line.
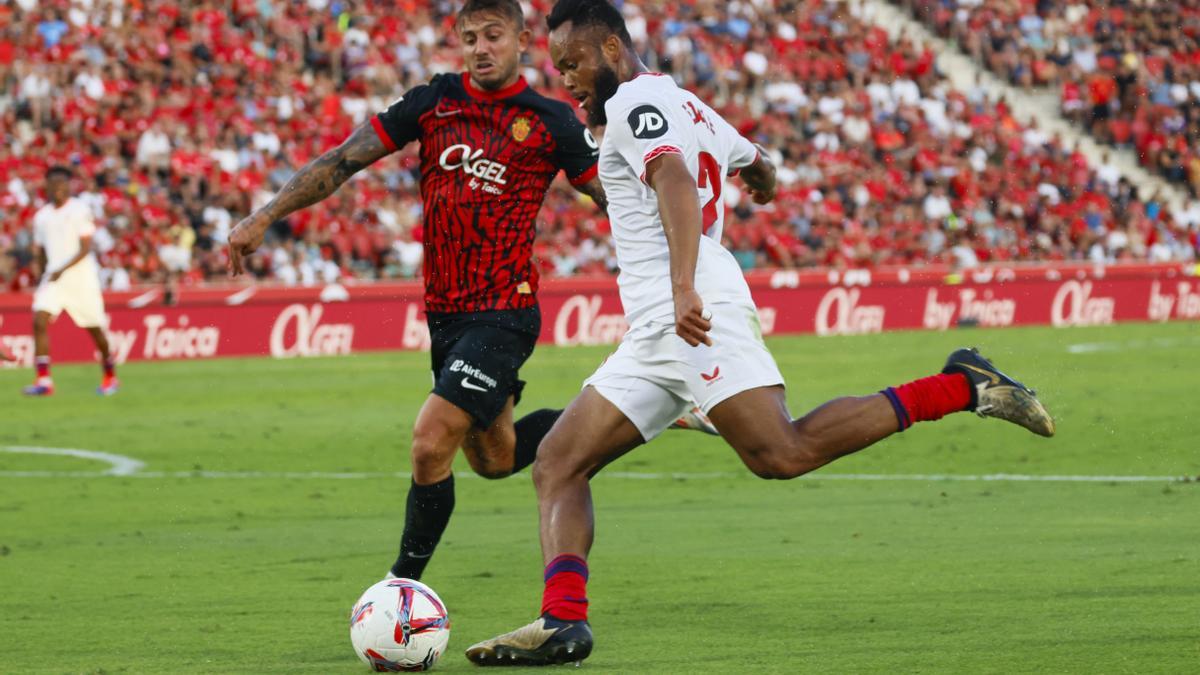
[227, 123, 390, 275]
[573, 176, 609, 214]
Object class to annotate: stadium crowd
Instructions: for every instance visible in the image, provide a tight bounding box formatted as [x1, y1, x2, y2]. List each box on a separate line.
[902, 0, 1200, 198]
[1, 0, 1197, 292]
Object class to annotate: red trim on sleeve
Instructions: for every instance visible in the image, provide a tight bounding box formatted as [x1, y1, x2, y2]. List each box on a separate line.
[569, 163, 599, 187]
[728, 150, 759, 177]
[639, 145, 684, 185]
[370, 116, 398, 153]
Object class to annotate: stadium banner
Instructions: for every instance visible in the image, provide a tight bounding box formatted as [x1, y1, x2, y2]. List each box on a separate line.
[1, 263, 1198, 366]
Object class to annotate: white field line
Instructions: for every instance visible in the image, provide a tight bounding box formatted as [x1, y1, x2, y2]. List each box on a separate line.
[1067, 336, 1200, 354]
[0, 446, 145, 476]
[1, 446, 1193, 483]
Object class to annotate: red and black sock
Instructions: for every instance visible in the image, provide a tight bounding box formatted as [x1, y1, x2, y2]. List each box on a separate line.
[102, 358, 115, 378]
[35, 356, 51, 380]
[882, 373, 972, 432]
[541, 554, 589, 621]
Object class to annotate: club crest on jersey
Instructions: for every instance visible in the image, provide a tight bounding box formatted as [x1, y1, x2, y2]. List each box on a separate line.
[511, 116, 532, 143]
[628, 105, 668, 139]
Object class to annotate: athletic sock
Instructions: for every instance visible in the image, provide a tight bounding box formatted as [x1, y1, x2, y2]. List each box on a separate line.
[512, 409, 562, 474]
[541, 554, 589, 621]
[882, 372, 972, 432]
[102, 358, 115, 378]
[35, 356, 50, 380]
[391, 474, 455, 580]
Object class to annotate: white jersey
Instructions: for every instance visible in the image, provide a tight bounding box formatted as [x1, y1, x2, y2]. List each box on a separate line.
[33, 197, 98, 282]
[599, 73, 759, 330]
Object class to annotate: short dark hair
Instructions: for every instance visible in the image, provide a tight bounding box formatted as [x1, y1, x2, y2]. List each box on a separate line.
[457, 0, 524, 29]
[45, 166, 72, 181]
[546, 0, 633, 48]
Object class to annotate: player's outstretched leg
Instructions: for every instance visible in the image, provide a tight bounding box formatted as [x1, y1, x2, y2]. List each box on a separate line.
[87, 326, 119, 395]
[23, 311, 54, 396]
[465, 387, 643, 666]
[709, 348, 1053, 480]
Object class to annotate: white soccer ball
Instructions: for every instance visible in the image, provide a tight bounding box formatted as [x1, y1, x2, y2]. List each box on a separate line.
[349, 578, 451, 671]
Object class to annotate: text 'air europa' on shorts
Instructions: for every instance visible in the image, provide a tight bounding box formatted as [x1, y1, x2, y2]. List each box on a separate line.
[585, 302, 784, 441]
[428, 306, 541, 428]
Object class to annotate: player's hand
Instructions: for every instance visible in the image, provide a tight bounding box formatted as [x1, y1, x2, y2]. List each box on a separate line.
[673, 288, 713, 347]
[227, 211, 271, 276]
[47, 270, 62, 283]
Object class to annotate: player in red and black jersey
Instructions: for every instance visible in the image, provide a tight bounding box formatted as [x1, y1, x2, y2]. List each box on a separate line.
[227, 0, 614, 582]
[229, 0, 715, 583]
[370, 71, 600, 314]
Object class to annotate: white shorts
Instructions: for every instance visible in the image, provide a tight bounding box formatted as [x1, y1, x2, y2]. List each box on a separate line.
[585, 302, 785, 441]
[32, 278, 107, 328]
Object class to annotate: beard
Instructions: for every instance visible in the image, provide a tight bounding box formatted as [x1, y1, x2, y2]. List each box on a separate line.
[587, 62, 620, 127]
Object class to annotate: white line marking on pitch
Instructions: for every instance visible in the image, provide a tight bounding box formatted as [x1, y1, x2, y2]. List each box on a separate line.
[0, 446, 145, 476]
[1067, 336, 1200, 354]
[0, 463, 1192, 484]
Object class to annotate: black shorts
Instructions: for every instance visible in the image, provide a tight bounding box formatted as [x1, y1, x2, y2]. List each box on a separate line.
[428, 306, 541, 427]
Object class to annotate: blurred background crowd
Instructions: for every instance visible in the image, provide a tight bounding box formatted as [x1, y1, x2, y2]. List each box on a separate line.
[2, 0, 1198, 292]
[903, 0, 1200, 197]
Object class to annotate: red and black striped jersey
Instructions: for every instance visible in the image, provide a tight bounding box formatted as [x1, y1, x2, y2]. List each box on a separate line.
[371, 72, 599, 313]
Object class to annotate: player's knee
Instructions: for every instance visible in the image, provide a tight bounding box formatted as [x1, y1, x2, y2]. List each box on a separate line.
[530, 446, 574, 490]
[410, 419, 467, 479]
[740, 442, 815, 480]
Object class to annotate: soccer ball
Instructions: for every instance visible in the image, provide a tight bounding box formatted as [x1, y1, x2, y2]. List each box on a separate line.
[349, 578, 451, 671]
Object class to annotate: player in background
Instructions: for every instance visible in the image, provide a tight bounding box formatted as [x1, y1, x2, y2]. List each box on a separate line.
[23, 166, 118, 397]
[227, 0, 713, 584]
[465, 0, 1055, 665]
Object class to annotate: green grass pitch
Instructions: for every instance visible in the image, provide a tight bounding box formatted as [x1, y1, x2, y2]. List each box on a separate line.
[2, 321, 1198, 673]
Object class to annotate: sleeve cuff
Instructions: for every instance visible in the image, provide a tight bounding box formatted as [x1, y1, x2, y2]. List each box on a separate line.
[569, 163, 599, 187]
[729, 149, 760, 177]
[370, 116, 398, 153]
[639, 145, 684, 185]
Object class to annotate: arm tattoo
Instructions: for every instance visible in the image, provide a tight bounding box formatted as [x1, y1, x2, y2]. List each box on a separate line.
[576, 177, 609, 214]
[263, 124, 387, 222]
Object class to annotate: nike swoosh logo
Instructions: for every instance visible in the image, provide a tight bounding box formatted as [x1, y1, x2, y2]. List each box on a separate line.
[435, 106, 462, 118]
[959, 363, 1000, 385]
[461, 377, 488, 392]
[405, 552, 432, 559]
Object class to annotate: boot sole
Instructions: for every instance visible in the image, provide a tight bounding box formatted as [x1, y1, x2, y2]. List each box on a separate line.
[466, 639, 592, 666]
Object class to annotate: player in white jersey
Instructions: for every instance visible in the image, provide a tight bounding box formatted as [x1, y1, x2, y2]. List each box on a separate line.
[466, 0, 1054, 666]
[23, 167, 119, 396]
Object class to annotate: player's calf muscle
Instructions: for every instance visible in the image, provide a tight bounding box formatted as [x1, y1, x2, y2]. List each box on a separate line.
[463, 446, 514, 480]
